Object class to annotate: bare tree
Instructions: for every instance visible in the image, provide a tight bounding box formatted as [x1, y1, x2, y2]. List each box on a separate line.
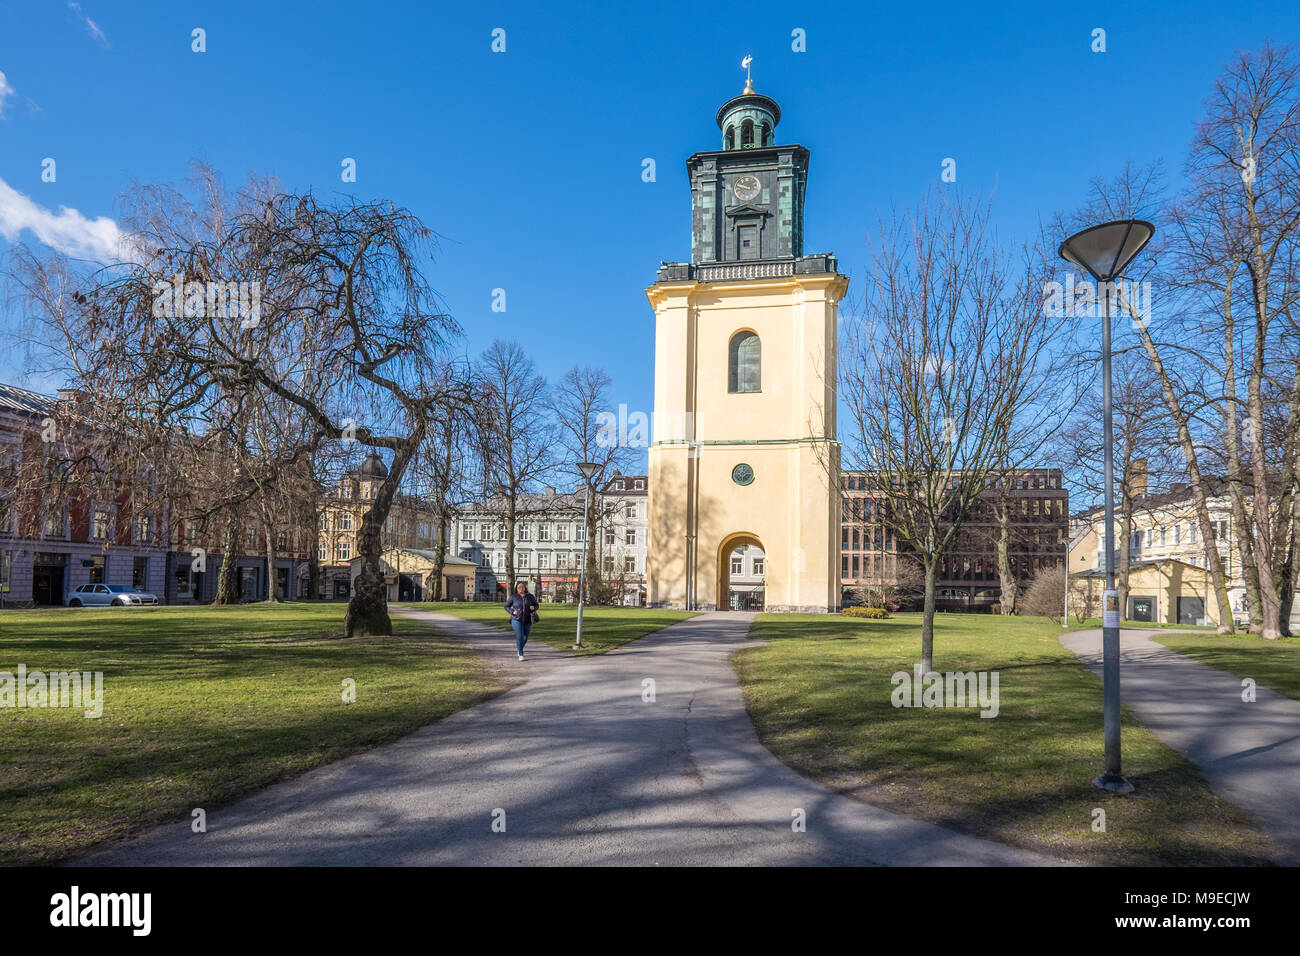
[548, 365, 631, 601]
[474, 340, 556, 590]
[12, 169, 469, 635]
[842, 191, 1065, 672]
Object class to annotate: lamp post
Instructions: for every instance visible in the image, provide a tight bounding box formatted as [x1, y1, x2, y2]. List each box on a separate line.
[1059, 218, 1155, 794]
[574, 462, 599, 649]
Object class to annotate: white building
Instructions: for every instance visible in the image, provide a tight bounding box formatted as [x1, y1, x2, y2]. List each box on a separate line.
[452, 473, 648, 604]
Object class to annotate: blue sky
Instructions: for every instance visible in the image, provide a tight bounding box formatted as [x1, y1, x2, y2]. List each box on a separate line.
[1, 0, 1297, 478]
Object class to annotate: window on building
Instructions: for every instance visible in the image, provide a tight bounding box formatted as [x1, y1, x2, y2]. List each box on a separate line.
[517, 524, 531, 541]
[0, 498, 9, 535]
[480, 553, 491, 568]
[320, 513, 330, 532]
[626, 504, 638, 519]
[0, 548, 10, 592]
[557, 553, 568, 569]
[731, 557, 743, 574]
[615, 480, 625, 491]
[1159, 526, 1167, 547]
[1189, 523, 1198, 544]
[842, 555, 849, 577]
[136, 514, 150, 543]
[278, 530, 289, 552]
[728, 331, 761, 393]
[556, 525, 569, 542]
[624, 556, 636, 573]
[88, 555, 105, 584]
[605, 530, 615, 545]
[246, 527, 257, 551]
[576, 527, 585, 542]
[318, 543, 327, 562]
[634, 479, 645, 490]
[625, 529, 636, 546]
[340, 513, 353, 532]
[1174, 523, 1182, 546]
[538, 553, 550, 569]
[92, 509, 109, 541]
[603, 556, 614, 574]
[753, 558, 765, 576]
[539, 525, 551, 541]
[461, 521, 473, 540]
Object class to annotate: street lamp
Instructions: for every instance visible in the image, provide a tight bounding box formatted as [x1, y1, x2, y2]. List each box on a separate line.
[1059, 218, 1155, 794]
[574, 461, 599, 649]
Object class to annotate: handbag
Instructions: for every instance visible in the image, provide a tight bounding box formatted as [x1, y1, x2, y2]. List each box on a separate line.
[530, 603, 540, 624]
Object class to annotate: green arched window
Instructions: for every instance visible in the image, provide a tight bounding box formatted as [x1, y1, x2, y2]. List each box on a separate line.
[729, 331, 761, 393]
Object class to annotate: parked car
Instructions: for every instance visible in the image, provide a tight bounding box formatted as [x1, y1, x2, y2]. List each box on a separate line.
[66, 584, 159, 607]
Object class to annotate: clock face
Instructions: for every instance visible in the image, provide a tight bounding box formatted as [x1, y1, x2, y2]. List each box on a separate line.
[732, 175, 761, 202]
[732, 463, 755, 486]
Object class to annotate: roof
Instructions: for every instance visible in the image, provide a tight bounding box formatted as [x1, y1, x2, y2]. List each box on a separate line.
[0, 383, 56, 417]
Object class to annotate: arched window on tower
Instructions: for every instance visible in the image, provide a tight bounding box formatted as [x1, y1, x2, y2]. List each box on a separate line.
[728, 331, 761, 393]
[725, 125, 735, 150]
[761, 122, 771, 146]
[741, 119, 754, 148]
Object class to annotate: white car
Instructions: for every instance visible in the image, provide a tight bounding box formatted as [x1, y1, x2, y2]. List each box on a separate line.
[67, 584, 159, 607]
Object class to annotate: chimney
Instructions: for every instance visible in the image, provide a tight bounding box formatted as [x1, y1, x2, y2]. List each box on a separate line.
[1127, 459, 1148, 499]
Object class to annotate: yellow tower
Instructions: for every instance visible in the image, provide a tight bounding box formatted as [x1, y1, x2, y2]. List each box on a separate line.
[646, 69, 846, 612]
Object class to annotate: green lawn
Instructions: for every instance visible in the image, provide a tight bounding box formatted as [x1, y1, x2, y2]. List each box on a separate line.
[1066, 618, 1218, 630]
[734, 611, 1276, 865]
[1152, 632, 1300, 700]
[0, 602, 501, 865]
[405, 601, 696, 654]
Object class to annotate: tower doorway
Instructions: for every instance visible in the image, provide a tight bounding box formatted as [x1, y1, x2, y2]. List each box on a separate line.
[718, 534, 765, 611]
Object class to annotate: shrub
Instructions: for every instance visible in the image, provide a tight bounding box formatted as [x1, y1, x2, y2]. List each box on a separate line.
[841, 605, 890, 619]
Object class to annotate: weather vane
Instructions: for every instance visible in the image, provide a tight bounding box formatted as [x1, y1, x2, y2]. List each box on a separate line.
[742, 55, 753, 94]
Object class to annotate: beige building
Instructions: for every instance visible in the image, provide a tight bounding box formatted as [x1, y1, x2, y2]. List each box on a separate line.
[1071, 558, 1218, 626]
[348, 547, 477, 603]
[646, 78, 844, 612]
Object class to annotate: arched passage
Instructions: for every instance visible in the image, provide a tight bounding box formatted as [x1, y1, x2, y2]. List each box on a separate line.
[717, 532, 766, 611]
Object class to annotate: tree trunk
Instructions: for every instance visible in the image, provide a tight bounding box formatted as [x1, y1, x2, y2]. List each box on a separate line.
[263, 515, 280, 603]
[213, 519, 239, 605]
[995, 496, 1016, 614]
[431, 513, 449, 601]
[504, 499, 517, 596]
[584, 484, 598, 604]
[920, 559, 937, 673]
[1117, 496, 1133, 623]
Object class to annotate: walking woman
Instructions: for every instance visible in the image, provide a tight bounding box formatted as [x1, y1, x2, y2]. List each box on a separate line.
[505, 581, 540, 661]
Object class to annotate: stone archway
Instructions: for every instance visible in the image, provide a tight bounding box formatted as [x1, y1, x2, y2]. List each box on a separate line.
[717, 532, 765, 611]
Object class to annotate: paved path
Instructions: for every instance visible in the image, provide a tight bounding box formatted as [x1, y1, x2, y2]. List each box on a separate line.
[78, 611, 1060, 866]
[1060, 628, 1300, 864]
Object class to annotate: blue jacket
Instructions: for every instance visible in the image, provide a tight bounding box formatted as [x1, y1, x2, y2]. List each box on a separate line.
[505, 592, 538, 620]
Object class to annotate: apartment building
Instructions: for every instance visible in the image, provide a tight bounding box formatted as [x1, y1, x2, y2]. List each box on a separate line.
[453, 473, 648, 603]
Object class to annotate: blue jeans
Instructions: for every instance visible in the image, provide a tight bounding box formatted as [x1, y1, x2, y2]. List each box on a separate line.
[511, 617, 532, 655]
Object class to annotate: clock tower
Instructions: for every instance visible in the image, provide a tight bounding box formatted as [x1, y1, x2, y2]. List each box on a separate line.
[646, 66, 845, 613]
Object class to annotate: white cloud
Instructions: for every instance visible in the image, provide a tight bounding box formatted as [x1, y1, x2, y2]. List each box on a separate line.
[67, 3, 109, 49]
[0, 175, 125, 262]
[0, 70, 14, 118]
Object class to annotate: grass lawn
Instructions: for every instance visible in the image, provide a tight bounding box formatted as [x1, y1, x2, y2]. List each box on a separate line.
[405, 601, 695, 654]
[1065, 618, 1218, 630]
[1152, 632, 1300, 701]
[0, 602, 501, 865]
[734, 611, 1277, 865]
